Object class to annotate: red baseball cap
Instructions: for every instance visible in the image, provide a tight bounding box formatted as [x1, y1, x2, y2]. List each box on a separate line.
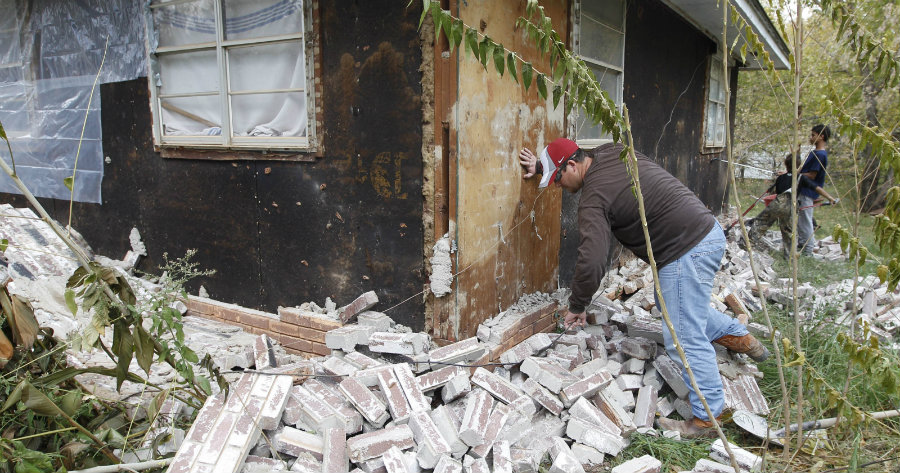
[538, 138, 579, 188]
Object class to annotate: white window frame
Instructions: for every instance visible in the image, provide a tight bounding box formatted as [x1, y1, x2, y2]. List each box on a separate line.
[572, 0, 625, 148]
[704, 54, 728, 149]
[146, 0, 317, 152]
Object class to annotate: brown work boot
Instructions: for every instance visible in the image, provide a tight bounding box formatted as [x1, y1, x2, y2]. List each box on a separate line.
[713, 333, 769, 362]
[656, 416, 719, 439]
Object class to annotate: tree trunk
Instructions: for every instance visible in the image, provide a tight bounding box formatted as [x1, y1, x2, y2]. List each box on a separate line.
[859, 66, 886, 212]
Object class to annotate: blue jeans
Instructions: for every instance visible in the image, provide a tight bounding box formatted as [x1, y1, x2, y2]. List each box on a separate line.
[656, 221, 748, 420]
[797, 194, 816, 255]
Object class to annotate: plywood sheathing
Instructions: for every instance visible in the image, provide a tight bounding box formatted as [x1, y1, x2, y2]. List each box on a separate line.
[437, 0, 568, 340]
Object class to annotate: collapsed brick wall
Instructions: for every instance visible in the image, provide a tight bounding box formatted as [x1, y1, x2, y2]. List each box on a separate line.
[186, 296, 561, 360]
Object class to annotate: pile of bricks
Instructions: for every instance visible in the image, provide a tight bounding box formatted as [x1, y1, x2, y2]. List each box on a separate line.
[165, 282, 769, 473]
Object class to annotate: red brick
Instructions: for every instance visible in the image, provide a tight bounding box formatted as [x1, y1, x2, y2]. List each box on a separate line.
[269, 320, 301, 337]
[279, 308, 304, 326]
[281, 337, 313, 354]
[310, 342, 331, 356]
[237, 314, 271, 329]
[533, 316, 556, 334]
[298, 327, 327, 344]
[305, 316, 342, 332]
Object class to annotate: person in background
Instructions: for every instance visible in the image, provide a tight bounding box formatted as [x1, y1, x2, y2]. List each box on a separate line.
[519, 138, 769, 438]
[797, 124, 831, 255]
[747, 153, 838, 256]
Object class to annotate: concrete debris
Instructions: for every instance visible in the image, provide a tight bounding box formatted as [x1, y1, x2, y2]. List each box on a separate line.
[11, 207, 900, 472]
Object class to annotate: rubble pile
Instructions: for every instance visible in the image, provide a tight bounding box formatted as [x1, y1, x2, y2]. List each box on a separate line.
[163, 273, 771, 473]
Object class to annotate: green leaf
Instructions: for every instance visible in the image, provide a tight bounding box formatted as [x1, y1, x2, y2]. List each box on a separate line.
[63, 176, 74, 191]
[22, 383, 62, 417]
[465, 29, 479, 58]
[493, 44, 505, 76]
[64, 289, 78, 317]
[197, 375, 212, 395]
[536, 73, 547, 99]
[507, 53, 518, 82]
[183, 347, 200, 364]
[478, 36, 493, 68]
[552, 85, 563, 109]
[1, 380, 27, 413]
[449, 19, 463, 53]
[134, 325, 154, 374]
[522, 62, 533, 91]
[0, 238, 7, 252]
[0, 120, 7, 141]
[60, 390, 82, 417]
[418, 0, 430, 28]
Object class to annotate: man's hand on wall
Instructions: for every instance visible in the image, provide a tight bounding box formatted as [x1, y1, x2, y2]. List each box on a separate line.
[519, 148, 537, 178]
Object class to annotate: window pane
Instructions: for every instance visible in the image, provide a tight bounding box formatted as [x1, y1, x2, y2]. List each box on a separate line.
[159, 50, 219, 94]
[160, 95, 222, 136]
[227, 41, 304, 92]
[582, 0, 624, 30]
[576, 66, 620, 141]
[581, 20, 624, 68]
[230, 92, 306, 137]
[224, 0, 304, 41]
[153, 0, 216, 48]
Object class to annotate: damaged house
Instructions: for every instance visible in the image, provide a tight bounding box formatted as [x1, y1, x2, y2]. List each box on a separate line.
[0, 0, 789, 350]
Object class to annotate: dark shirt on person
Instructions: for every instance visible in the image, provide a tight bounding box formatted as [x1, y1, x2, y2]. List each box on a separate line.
[567, 143, 715, 313]
[798, 150, 827, 198]
[771, 173, 819, 195]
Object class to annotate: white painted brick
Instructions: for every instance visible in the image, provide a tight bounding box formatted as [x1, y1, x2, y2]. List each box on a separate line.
[520, 357, 578, 394]
[290, 453, 323, 473]
[572, 358, 608, 378]
[323, 356, 359, 377]
[492, 440, 513, 473]
[570, 443, 604, 466]
[633, 386, 658, 429]
[339, 377, 390, 427]
[272, 427, 324, 460]
[429, 405, 468, 457]
[353, 365, 394, 387]
[416, 366, 465, 392]
[653, 355, 689, 399]
[257, 373, 293, 430]
[525, 333, 553, 352]
[434, 456, 463, 473]
[471, 367, 525, 405]
[409, 410, 452, 469]
[429, 337, 485, 365]
[594, 387, 637, 433]
[521, 378, 563, 416]
[470, 403, 511, 458]
[305, 379, 364, 434]
[710, 440, 761, 472]
[322, 428, 348, 473]
[382, 446, 408, 473]
[394, 363, 431, 413]
[344, 351, 384, 370]
[610, 454, 661, 473]
[548, 437, 586, 473]
[459, 389, 494, 447]
[692, 459, 739, 473]
[509, 447, 539, 473]
[560, 368, 613, 407]
[441, 373, 472, 403]
[566, 418, 627, 456]
[568, 397, 621, 436]
[292, 385, 344, 432]
[357, 311, 394, 332]
[254, 334, 277, 370]
[326, 325, 375, 352]
[462, 455, 490, 473]
[369, 332, 430, 355]
[377, 368, 412, 423]
[347, 424, 415, 463]
[615, 373, 644, 391]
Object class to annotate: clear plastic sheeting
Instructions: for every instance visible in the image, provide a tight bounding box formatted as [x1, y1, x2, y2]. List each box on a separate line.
[0, 0, 147, 204]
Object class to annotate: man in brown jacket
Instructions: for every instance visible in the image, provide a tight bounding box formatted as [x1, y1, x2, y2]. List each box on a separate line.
[519, 138, 768, 437]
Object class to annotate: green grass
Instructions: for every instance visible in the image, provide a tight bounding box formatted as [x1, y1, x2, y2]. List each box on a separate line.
[733, 178, 900, 472]
[607, 433, 711, 472]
